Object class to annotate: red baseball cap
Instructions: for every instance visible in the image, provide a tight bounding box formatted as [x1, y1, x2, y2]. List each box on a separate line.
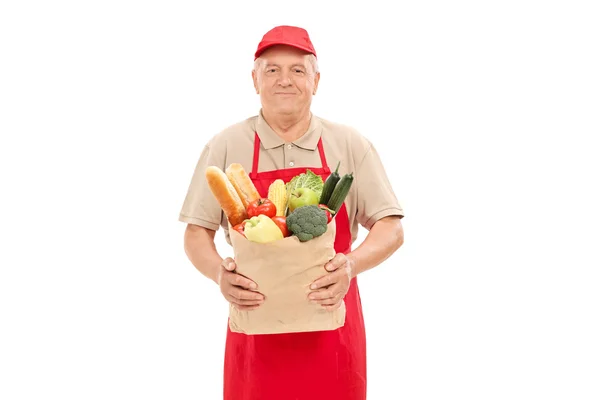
[254, 25, 317, 60]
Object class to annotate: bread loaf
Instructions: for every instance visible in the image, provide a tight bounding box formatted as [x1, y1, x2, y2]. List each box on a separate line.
[226, 163, 261, 209]
[205, 166, 248, 227]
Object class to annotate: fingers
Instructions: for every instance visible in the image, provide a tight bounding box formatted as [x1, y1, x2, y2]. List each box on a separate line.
[308, 261, 350, 308]
[217, 258, 236, 285]
[223, 286, 264, 309]
[229, 285, 264, 302]
[233, 304, 261, 311]
[225, 293, 264, 306]
[219, 261, 264, 310]
[310, 266, 347, 290]
[225, 269, 258, 291]
[219, 258, 258, 290]
[310, 290, 344, 310]
[221, 257, 236, 272]
[323, 302, 343, 311]
[308, 283, 346, 313]
[324, 253, 347, 272]
[308, 283, 343, 304]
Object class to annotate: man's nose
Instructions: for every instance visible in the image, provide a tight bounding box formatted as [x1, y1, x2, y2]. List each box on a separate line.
[277, 74, 292, 86]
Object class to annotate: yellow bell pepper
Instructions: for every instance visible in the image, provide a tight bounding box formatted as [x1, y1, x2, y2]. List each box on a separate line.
[244, 214, 284, 243]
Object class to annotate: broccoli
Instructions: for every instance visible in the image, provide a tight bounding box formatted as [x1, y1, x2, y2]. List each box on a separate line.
[286, 205, 329, 242]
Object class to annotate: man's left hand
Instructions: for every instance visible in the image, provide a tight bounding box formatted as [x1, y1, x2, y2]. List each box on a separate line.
[308, 253, 353, 311]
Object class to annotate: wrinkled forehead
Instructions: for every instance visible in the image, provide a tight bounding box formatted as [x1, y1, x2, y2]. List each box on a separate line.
[258, 45, 311, 67]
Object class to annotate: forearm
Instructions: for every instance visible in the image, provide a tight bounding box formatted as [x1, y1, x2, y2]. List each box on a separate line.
[346, 216, 404, 278]
[184, 225, 223, 284]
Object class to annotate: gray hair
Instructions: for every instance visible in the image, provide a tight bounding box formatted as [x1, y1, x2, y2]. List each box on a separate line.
[253, 53, 319, 75]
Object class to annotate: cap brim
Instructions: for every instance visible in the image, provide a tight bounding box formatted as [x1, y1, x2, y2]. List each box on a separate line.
[254, 42, 315, 60]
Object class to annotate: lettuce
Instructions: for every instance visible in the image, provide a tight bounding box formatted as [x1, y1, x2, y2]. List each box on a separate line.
[286, 169, 324, 200]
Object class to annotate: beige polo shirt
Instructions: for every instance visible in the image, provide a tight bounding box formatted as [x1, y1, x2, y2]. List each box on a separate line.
[179, 110, 404, 245]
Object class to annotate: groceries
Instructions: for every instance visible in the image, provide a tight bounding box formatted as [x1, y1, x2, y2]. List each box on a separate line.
[206, 164, 288, 244]
[288, 187, 319, 213]
[205, 162, 353, 244]
[244, 214, 284, 243]
[205, 166, 249, 227]
[326, 172, 354, 214]
[286, 170, 324, 206]
[204, 162, 353, 335]
[226, 163, 261, 209]
[247, 198, 277, 219]
[267, 179, 287, 216]
[318, 204, 333, 223]
[271, 216, 289, 237]
[319, 161, 341, 205]
[286, 205, 328, 242]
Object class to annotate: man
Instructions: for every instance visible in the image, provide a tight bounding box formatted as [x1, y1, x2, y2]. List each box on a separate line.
[179, 25, 404, 400]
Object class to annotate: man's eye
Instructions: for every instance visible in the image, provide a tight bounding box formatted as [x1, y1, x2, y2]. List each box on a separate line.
[294, 69, 305, 74]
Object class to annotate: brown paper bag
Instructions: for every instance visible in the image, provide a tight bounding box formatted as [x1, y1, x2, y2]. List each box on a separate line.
[228, 219, 346, 335]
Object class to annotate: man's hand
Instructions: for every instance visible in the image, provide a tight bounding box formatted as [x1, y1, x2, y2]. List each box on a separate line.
[308, 253, 352, 311]
[218, 257, 264, 311]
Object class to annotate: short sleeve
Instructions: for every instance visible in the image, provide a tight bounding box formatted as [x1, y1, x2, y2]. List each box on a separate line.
[355, 142, 404, 230]
[178, 144, 224, 231]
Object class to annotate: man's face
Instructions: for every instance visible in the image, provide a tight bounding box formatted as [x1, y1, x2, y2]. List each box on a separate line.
[252, 45, 320, 116]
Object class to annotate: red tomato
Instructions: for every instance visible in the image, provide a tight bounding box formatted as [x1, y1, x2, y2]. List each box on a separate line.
[271, 216, 289, 237]
[232, 222, 246, 237]
[247, 198, 277, 218]
[318, 204, 333, 223]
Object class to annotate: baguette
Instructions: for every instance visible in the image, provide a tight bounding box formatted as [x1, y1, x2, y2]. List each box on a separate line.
[205, 166, 248, 227]
[226, 163, 261, 209]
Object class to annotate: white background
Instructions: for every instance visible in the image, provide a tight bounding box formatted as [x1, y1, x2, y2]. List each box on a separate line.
[1, 0, 599, 399]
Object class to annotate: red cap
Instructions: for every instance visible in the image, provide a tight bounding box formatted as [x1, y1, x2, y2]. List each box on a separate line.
[254, 25, 317, 60]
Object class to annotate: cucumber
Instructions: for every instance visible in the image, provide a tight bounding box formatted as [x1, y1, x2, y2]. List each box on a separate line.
[327, 172, 354, 214]
[319, 161, 341, 205]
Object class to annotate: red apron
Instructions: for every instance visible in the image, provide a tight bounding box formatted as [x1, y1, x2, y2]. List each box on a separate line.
[223, 133, 367, 400]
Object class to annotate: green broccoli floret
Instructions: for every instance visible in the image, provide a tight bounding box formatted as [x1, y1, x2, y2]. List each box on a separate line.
[286, 205, 328, 242]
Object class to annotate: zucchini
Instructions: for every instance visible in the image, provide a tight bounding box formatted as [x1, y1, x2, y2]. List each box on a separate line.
[319, 161, 341, 205]
[327, 172, 354, 214]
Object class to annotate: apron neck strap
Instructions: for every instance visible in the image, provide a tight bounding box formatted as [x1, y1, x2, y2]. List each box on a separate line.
[250, 132, 261, 178]
[317, 138, 330, 174]
[251, 131, 330, 176]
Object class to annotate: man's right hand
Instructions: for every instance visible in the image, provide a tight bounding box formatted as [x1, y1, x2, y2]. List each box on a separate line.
[218, 257, 264, 311]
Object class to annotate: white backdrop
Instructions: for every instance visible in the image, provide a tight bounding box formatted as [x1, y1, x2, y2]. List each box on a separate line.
[1, 1, 599, 399]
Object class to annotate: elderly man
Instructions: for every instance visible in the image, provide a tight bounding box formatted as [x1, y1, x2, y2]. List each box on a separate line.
[179, 25, 404, 400]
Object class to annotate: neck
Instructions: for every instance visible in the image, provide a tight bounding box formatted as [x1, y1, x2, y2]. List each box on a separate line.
[262, 109, 312, 142]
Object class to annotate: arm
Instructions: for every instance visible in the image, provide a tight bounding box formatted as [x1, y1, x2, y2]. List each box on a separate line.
[346, 215, 404, 278]
[348, 139, 405, 277]
[179, 142, 263, 310]
[309, 138, 405, 309]
[309, 216, 403, 309]
[183, 223, 265, 310]
[180, 142, 228, 285]
[183, 224, 223, 285]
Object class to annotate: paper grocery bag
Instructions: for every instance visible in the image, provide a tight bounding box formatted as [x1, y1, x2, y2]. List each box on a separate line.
[227, 219, 346, 335]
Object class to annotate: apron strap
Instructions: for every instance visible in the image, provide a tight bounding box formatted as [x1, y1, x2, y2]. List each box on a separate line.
[252, 131, 330, 176]
[250, 132, 261, 179]
[317, 138, 330, 174]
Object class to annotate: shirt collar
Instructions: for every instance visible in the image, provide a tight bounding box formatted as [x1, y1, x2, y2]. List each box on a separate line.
[256, 109, 322, 150]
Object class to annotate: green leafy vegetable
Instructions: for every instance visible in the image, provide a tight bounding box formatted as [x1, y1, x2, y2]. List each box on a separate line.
[286, 169, 324, 202]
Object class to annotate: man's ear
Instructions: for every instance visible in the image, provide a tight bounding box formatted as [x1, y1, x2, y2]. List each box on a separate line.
[313, 72, 320, 95]
[252, 70, 259, 94]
